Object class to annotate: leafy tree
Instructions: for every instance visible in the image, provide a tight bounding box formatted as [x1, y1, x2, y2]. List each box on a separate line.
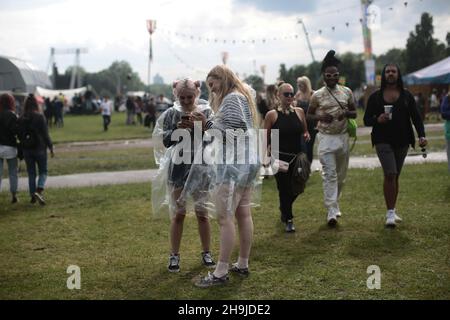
[278, 53, 364, 91]
[244, 75, 264, 92]
[405, 12, 447, 73]
[147, 84, 173, 99]
[336, 52, 365, 90]
[375, 48, 406, 74]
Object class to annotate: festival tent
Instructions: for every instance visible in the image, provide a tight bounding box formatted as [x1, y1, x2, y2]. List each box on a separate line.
[35, 86, 87, 105]
[126, 91, 148, 97]
[0, 55, 51, 93]
[404, 56, 450, 85]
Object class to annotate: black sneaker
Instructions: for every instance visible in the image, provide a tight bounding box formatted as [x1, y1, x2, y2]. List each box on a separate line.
[34, 192, 46, 206]
[194, 272, 229, 288]
[168, 254, 180, 273]
[229, 263, 249, 278]
[201, 251, 216, 268]
[30, 195, 37, 204]
[285, 220, 296, 233]
[11, 195, 18, 204]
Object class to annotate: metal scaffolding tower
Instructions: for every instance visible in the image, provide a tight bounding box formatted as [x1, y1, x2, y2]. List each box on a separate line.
[47, 47, 88, 89]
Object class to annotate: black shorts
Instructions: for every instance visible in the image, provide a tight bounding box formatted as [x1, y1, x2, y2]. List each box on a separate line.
[375, 143, 409, 175]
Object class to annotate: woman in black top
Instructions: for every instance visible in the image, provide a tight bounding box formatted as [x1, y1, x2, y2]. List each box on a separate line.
[265, 83, 310, 232]
[18, 94, 54, 205]
[0, 93, 19, 203]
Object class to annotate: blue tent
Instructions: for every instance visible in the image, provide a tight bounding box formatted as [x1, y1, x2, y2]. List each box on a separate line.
[404, 56, 450, 85]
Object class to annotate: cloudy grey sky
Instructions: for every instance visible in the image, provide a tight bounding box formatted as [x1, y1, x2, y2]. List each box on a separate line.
[1, 0, 449, 85]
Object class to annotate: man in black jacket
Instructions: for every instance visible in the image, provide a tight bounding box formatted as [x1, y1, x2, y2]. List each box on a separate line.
[364, 63, 427, 228]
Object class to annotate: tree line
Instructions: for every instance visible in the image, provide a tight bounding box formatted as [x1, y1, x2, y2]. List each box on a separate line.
[269, 12, 450, 91]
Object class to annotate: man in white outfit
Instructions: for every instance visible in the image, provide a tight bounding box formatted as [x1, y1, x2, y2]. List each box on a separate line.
[100, 96, 113, 131]
[307, 50, 357, 226]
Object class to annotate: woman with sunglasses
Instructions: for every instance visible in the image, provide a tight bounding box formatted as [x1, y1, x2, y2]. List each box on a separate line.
[307, 50, 357, 227]
[152, 79, 216, 273]
[265, 82, 310, 232]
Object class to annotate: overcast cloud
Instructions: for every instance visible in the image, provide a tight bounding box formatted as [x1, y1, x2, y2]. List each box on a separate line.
[0, 0, 449, 85]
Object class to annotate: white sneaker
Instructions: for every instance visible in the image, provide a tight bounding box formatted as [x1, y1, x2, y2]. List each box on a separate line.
[327, 210, 337, 226]
[393, 210, 402, 222]
[385, 210, 396, 228]
[336, 211, 342, 218]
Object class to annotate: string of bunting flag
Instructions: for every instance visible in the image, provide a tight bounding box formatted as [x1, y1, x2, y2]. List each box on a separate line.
[154, 0, 421, 46]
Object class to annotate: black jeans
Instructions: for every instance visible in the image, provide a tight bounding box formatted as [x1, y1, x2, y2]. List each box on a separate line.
[103, 115, 111, 131]
[274, 169, 299, 222]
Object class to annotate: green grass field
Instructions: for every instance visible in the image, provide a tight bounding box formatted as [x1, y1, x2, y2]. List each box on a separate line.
[49, 113, 152, 143]
[1, 163, 449, 299]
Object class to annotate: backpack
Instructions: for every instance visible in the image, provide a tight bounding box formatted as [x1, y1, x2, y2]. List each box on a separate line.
[19, 118, 38, 149]
[290, 152, 311, 197]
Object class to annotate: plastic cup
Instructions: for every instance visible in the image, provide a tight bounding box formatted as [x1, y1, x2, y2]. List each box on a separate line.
[384, 105, 393, 120]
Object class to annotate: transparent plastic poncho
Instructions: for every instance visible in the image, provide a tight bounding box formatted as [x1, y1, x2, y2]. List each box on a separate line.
[151, 94, 263, 219]
[151, 100, 213, 218]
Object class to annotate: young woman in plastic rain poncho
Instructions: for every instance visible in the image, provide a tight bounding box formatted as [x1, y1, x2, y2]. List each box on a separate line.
[151, 79, 216, 273]
[189, 65, 262, 288]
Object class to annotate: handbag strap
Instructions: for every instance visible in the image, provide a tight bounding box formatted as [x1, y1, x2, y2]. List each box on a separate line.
[275, 151, 298, 164]
[326, 87, 346, 111]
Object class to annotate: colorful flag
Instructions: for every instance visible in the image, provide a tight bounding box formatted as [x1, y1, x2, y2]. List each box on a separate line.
[146, 20, 157, 35]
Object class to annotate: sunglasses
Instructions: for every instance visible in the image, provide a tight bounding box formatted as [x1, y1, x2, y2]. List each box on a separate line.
[179, 95, 194, 100]
[324, 72, 340, 79]
[421, 148, 427, 158]
[282, 92, 295, 98]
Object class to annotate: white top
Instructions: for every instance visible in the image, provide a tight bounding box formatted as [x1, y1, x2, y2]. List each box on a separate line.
[0, 145, 17, 159]
[101, 100, 113, 116]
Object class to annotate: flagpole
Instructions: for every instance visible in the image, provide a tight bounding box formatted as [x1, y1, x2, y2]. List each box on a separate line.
[148, 36, 152, 86]
[146, 19, 156, 87]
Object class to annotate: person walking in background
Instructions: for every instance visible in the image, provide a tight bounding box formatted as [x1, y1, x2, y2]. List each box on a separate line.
[0, 93, 19, 204]
[135, 96, 144, 125]
[265, 84, 278, 112]
[307, 50, 357, 227]
[144, 96, 157, 129]
[439, 92, 450, 173]
[125, 96, 136, 125]
[43, 97, 54, 127]
[100, 96, 113, 131]
[364, 63, 427, 228]
[256, 91, 269, 127]
[295, 76, 316, 164]
[18, 94, 54, 205]
[54, 93, 64, 128]
[415, 92, 425, 121]
[192, 65, 260, 287]
[265, 82, 310, 232]
[152, 79, 216, 273]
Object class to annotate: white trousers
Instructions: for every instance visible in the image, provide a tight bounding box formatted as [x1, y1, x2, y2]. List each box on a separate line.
[317, 133, 350, 213]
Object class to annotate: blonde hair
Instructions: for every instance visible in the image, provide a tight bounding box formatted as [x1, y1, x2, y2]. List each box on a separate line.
[276, 83, 295, 109]
[172, 78, 201, 98]
[296, 76, 313, 97]
[207, 65, 259, 127]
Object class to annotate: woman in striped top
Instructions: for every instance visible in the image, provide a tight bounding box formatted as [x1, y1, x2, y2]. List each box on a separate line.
[192, 65, 261, 287]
